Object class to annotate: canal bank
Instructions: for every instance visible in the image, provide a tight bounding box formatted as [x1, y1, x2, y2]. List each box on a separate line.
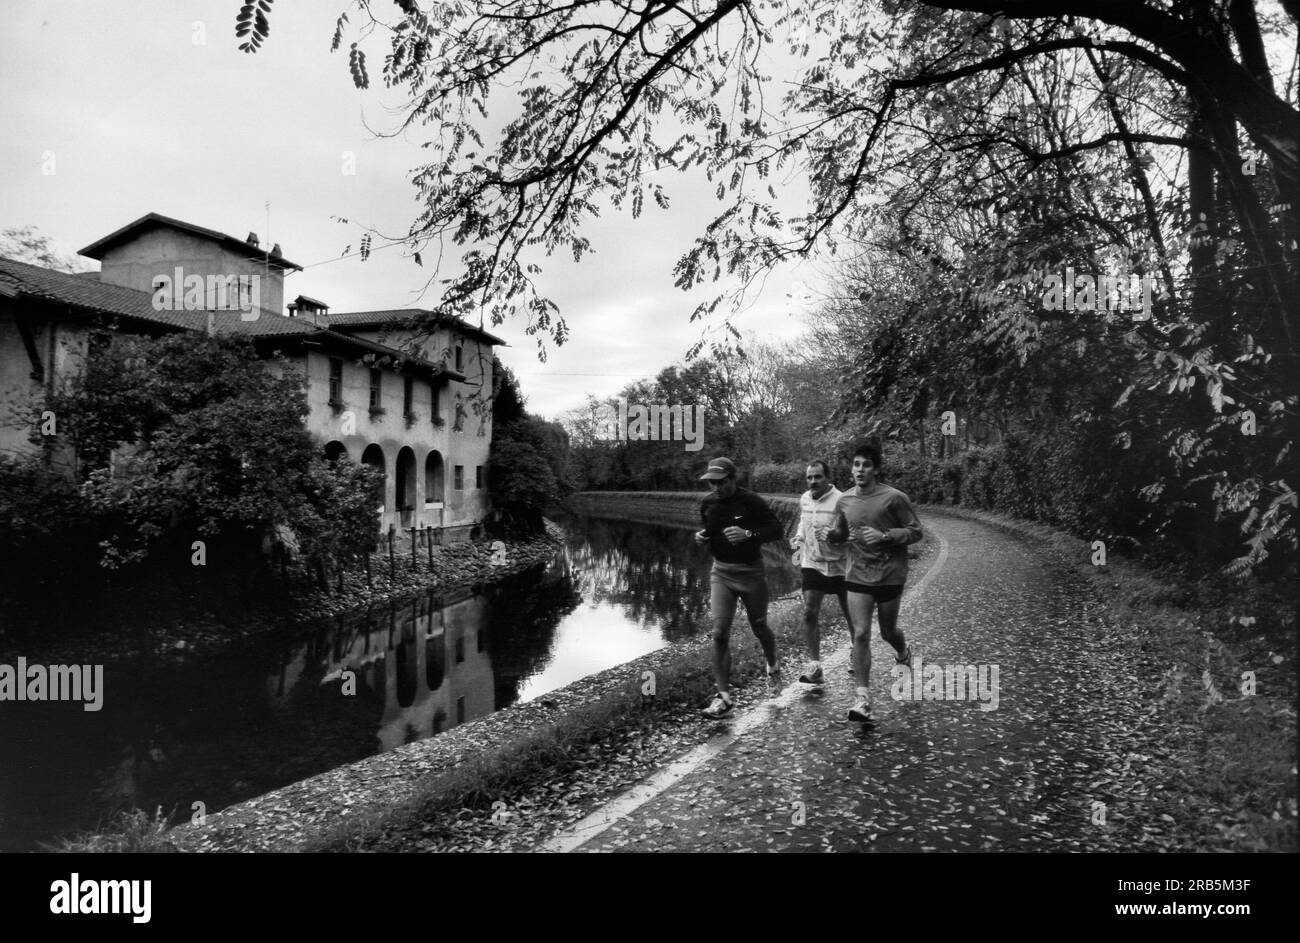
[161, 493, 866, 852]
[0, 528, 563, 667]
[3, 526, 563, 851]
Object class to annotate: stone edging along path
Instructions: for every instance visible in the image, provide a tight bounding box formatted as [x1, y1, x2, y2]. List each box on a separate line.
[170, 495, 1161, 852]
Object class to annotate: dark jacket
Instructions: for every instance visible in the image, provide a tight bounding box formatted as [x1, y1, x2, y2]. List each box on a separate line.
[699, 486, 785, 565]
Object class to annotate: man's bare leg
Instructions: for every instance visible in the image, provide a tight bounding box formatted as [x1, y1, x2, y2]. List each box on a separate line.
[836, 589, 854, 643]
[846, 590, 877, 720]
[876, 595, 907, 658]
[847, 591, 876, 686]
[802, 588, 826, 661]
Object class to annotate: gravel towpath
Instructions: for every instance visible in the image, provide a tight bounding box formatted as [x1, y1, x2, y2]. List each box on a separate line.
[546, 509, 1184, 852]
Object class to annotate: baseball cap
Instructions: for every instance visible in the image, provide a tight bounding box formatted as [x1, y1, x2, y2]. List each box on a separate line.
[699, 457, 736, 481]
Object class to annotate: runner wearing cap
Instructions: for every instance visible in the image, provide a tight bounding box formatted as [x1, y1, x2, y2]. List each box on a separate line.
[790, 460, 853, 687]
[826, 442, 922, 723]
[694, 457, 786, 718]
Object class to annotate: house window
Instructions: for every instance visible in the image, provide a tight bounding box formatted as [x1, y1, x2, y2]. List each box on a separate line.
[403, 375, 414, 417]
[455, 637, 465, 664]
[328, 358, 343, 405]
[454, 344, 463, 372]
[454, 465, 464, 490]
[475, 465, 483, 489]
[456, 695, 466, 723]
[369, 368, 382, 412]
[431, 384, 441, 422]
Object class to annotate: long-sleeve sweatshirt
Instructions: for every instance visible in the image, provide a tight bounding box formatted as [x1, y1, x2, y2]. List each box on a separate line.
[698, 487, 785, 566]
[826, 484, 923, 585]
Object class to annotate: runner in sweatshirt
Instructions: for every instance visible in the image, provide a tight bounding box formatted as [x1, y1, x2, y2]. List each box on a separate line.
[826, 442, 923, 722]
[694, 457, 786, 717]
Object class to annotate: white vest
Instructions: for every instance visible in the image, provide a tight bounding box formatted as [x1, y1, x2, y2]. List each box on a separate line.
[795, 486, 847, 576]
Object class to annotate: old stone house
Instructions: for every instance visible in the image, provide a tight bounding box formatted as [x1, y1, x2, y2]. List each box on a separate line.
[0, 212, 504, 540]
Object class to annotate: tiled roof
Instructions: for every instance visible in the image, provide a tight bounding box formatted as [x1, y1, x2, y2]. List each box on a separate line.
[78, 212, 303, 272]
[0, 257, 464, 379]
[0, 256, 315, 335]
[330, 309, 507, 346]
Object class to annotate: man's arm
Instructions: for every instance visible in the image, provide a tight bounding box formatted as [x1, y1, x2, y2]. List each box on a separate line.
[695, 500, 712, 547]
[790, 497, 807, 549]
[747, 493, 785, 543]
[825, 503, 849, 544]
[885, 493, 923, 546]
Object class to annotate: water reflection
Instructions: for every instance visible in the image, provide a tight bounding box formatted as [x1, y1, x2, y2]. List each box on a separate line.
[0, 511, 796, 850]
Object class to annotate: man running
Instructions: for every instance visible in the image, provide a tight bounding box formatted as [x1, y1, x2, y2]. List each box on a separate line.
[826, 442, 923, 722]
[790, 460, 854, 686]
[694, 457, 785, 718]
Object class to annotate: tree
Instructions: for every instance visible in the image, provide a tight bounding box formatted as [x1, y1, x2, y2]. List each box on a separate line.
[241, 1, 1296, 574]
[244, 1, 1295, 337]
[488, 358, 571, 530]
[0, 226, 95, 273]
[49, 331, 382, 572]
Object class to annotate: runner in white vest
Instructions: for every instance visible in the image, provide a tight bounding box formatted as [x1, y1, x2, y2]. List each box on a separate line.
[790, 460, 854, 686]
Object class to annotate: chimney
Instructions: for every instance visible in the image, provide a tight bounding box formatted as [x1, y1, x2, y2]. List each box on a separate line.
[246, 231, 259, 248]
[289, 294, 328, 327]
[270, 243, 282, 259]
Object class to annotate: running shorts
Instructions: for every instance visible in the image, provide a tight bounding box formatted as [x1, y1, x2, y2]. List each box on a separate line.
[842, 582, 904, 603]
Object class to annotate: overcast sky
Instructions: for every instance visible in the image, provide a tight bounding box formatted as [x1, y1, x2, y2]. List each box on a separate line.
[0, 1, 823, 420]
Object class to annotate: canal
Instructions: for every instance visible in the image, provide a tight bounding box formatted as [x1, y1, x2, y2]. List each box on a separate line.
[0, 510, 797, 850]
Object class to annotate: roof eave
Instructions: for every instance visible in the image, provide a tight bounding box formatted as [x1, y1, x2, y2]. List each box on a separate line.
[77, 212, 304, 272]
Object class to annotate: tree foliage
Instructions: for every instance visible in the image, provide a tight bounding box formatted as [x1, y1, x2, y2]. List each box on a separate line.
[488, 358, 572, 531]
[0, 226, 95, 273]
[48, 332, 382, 571]
[243, 0, 1297, 575]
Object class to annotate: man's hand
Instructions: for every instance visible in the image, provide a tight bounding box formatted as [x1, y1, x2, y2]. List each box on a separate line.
[694, 530, 709, 545]
[855, 525, 887, 548]
[723, 525, 750, 545]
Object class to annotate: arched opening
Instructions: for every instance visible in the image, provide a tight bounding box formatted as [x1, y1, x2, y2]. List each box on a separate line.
[361, 444, 386, 513]
[324, 440, 349, 463]
[395, 446, 417, 527]
[424, 450, 445, 505]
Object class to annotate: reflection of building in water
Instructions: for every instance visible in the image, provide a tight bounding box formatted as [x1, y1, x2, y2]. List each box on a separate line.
[268, 591, 496, 753]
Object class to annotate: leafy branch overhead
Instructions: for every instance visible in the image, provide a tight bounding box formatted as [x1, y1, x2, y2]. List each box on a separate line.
[234, 1, 1297, 574]
[236, 0, 1295, 343]
[235, 0, 274, 54]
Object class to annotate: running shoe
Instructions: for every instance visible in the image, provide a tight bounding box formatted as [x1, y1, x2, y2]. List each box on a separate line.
[896, 646, 915, 669]
[848, 694, 874, 723]
[765, 667, 783, 695]
[701, 692, 734, 718]
[799, 664, 825, 685]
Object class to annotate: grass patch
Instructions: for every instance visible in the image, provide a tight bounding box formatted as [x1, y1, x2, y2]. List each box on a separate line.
[47, 807, 183, 854]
